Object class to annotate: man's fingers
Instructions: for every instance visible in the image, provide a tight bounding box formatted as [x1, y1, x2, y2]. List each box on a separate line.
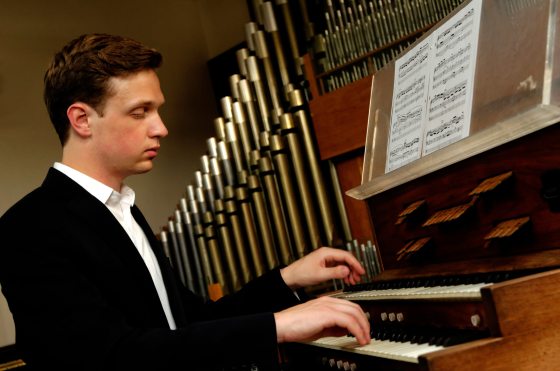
[332, 311, 370, 345]
[320, 297, 371, 344]
[323, 249, 366, 276]
[343, 269, 363, 285]
[275, 296, 371, 345]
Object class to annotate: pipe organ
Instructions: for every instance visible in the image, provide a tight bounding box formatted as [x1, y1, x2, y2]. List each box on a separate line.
[159, 0, 560, 369]
[282, 0, 560, 369]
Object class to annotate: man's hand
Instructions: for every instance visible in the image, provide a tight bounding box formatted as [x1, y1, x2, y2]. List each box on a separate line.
[274, 296, 371, 345]
[280, 247, 365, 290]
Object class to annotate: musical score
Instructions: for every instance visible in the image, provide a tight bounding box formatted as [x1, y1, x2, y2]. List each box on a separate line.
[386, 0, 482, 171]
[435, 9, 475, 56]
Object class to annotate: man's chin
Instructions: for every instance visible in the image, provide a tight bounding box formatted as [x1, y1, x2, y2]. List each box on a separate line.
[134, 161, 154, 174]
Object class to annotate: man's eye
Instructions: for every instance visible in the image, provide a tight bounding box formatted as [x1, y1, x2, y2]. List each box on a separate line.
[131, 108, 148, 118]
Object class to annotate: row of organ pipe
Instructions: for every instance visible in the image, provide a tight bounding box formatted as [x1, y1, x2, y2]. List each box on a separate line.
[158, 1, 352, 299]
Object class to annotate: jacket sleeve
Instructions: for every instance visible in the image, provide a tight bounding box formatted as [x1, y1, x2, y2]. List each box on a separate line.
[179, 267, 302, 322]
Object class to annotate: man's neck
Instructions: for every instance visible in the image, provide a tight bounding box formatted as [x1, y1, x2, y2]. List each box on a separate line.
[59, 158, 123, 192]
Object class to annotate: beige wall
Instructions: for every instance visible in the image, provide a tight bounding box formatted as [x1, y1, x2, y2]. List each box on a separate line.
[198, 0, 250, 59]
[0, 0, 248, 348]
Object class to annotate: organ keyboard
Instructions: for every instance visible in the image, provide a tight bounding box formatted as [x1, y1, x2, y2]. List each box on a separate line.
[336, 281, 492, 300]
[284, 269, 560, 370]
[309, 336, 445, 364]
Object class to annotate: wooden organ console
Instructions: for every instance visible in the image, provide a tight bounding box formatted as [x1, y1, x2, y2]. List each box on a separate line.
[284, 123, 560, 370]
[282, 0, 560, 369]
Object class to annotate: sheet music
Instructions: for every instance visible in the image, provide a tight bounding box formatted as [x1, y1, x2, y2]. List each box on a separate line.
[386, 38, 433, 172]
[424, 0, 482, 155]
[385, 0, 483, 172]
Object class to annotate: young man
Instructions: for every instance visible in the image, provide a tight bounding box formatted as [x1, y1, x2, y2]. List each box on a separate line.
[0, 34, 370, 370]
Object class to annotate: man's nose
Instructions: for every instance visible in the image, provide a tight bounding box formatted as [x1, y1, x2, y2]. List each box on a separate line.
[152, 113, 168, 138]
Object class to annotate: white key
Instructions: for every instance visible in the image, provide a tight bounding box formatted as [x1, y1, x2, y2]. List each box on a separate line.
[307, 336, 445, 364]
[339, 282, 493, 300]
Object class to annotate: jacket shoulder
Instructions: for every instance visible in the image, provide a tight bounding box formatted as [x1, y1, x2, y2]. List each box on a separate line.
[0, 186, 55, 228]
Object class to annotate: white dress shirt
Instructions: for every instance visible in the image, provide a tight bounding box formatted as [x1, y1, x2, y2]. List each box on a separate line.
[53, 162, 177, 330]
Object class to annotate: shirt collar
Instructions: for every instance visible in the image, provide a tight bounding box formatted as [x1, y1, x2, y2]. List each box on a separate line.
[108, 184, 136, 208]
[53, 162, 135, 206]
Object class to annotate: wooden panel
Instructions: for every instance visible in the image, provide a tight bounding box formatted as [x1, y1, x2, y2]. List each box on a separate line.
[417, 271, 560, 369]
[422, 321, 560, 370]
[0, 345, 27, 370]
[369, 249, 560, 283]
[483, 269, 560, 336]
[308, 77, 372, 160]
[334, 154, 374, 242]
[302, 54, 321, 100]
[366, 123, 560, 273]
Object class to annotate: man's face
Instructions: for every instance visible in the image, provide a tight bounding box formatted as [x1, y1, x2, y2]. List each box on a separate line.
[88, 69, 168, 181]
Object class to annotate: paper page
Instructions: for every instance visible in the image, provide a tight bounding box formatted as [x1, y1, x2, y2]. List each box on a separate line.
[423, 0, 483, 155]
[386, 37, 433, 173]
[385, 0, 483, 172]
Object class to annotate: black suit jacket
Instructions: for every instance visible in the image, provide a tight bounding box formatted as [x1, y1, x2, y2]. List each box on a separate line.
[0, 168, 300, 370]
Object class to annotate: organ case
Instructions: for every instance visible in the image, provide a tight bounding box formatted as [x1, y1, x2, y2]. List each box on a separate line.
[283, 0, 560, 369]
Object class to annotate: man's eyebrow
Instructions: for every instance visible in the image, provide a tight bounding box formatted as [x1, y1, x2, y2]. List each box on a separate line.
[127, 99, 165, 109]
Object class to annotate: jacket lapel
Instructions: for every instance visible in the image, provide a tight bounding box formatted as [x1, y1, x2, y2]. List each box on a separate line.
[131, 205, 188, 327]
[41, 168, 168, 325]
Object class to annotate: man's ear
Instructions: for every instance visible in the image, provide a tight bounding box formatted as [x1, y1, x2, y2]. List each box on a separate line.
[67, 102, 94, 138]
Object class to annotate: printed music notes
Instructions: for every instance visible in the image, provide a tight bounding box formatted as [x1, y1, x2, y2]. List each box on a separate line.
[386, 0, 483, 172]
[387, 40, 431, 172]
